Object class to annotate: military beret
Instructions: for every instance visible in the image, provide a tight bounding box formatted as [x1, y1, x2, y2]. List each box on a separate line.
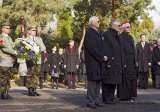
[28, 25, 37, 31]
[1, 22, 10, 28]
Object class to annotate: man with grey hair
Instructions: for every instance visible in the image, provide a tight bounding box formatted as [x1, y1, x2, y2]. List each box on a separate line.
[153, 38, 160, 89]
[117, 22, 137, 101]
[102, 20, 124, 104]
[84, 16, 108, 109]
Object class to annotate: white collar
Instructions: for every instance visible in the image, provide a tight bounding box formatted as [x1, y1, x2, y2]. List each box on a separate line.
[2, 33, 8, 37]
[141, 41, 145, 44]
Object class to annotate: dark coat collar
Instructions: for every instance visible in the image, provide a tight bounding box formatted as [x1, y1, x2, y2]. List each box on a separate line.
[89, 27, 101, 36]
[121, 32, 134, 44]
[108, 28, 118, 37]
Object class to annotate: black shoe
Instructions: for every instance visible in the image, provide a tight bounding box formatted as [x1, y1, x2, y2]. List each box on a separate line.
[95, 103, 105, 107]
[40, 85, 43, 89]
[104, 100, 116, 104]
[33, 88, 41, 96]
[1, 92, 12, 100]
[86, 104, 97, 109]
[72, 87, 76, 89]
[28, 87, 36, 96]
[6, 91, 13, 100]
[56, 87, 58, 89]
[67, 87, 72, 89]
[129, 97, 135, 102]
[52, 85, 54, 89]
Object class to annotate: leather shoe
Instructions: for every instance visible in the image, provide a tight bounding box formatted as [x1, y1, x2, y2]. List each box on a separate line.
[95, 103, 105, 107]
[86, 104, 97, 109]
[67, 87, 72, 89]
[40, 85, 43, 89]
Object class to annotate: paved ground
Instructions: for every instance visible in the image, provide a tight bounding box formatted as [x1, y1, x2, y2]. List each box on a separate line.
[0, 85, 160, 112]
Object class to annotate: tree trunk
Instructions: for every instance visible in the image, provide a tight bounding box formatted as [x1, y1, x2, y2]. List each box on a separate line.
[37, 26, 41, 37]
[21, 16, 25, 38]
[112, 0, 115, 20]
[78, 6, 89, 53]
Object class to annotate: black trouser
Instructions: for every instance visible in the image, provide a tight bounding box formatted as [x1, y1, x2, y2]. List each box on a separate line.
[39, 72, 48, 87]
[151, 68, 156, 87]
[138, 72, 149, 89]
[102, 84, 116, 102]
[67, 72, 76, 88]
[51, 77, 58, 88]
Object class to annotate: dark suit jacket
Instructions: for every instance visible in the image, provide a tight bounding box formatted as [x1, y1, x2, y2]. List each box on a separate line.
[84, 27, 107, 81]
[102, 28, 123, 84]
[64, 46, 79, 73]
[136, 42, 152, 72]
[153, 46, 160, 75]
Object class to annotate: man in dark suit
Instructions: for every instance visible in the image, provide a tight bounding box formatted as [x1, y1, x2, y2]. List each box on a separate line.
[153, 38, 160, 89]
[102, 20, 124, 104]
[136, 34, 152, 89]
[117, 22, 137, 101]
[84, 16, 108, 109]
[64, 40, 79, 89]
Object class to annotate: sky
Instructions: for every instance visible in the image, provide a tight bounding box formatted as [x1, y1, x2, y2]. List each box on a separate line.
[148, 0, 160, 28]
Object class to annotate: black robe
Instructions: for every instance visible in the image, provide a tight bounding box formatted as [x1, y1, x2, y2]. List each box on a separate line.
[117, 32, 137, 99]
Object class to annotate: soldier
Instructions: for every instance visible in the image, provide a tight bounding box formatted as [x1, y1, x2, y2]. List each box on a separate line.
[0, 22, 16, 100]
[26, 26, 46, 96]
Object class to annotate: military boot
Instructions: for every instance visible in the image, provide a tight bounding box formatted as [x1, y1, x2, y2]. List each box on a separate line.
[6, 91, 13, 100]
[33, 88, 41, 96]
[28, 87, 36, 96]
[1, 92, 9, 100]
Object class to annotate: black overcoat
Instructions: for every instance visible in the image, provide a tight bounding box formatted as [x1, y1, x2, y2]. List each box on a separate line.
[119, 32, 137, 80]
[153, 46, 160, 75]
[48, 52, 59, 74]
[136, 42, 152, 72]
[80, 49, 86, 74]
[64, 46, 79, 73]
[84, 27, 107, 81]
[102, 28, 123, 84]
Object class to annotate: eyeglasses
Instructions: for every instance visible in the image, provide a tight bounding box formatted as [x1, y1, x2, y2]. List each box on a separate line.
[126, 26, 131, 28]
[115, 25, 121, 27]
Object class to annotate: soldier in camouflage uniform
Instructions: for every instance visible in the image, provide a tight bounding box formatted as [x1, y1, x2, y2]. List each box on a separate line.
[0, 22, 16, 100]
[26, 26, 46, 96]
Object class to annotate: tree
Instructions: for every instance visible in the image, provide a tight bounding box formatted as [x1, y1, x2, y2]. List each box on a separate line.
[0, 0, 82, 39]
[56, 9, 74, 48]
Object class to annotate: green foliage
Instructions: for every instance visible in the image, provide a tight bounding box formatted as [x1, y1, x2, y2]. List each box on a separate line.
[0, 0, 156, 49]
[56, 9, 74, 48]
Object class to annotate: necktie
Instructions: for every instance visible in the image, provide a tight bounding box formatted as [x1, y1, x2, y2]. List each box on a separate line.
[33, 37, 35, 42]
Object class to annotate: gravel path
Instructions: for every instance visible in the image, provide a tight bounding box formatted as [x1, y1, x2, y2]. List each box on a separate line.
[0, 86, 160, 112]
